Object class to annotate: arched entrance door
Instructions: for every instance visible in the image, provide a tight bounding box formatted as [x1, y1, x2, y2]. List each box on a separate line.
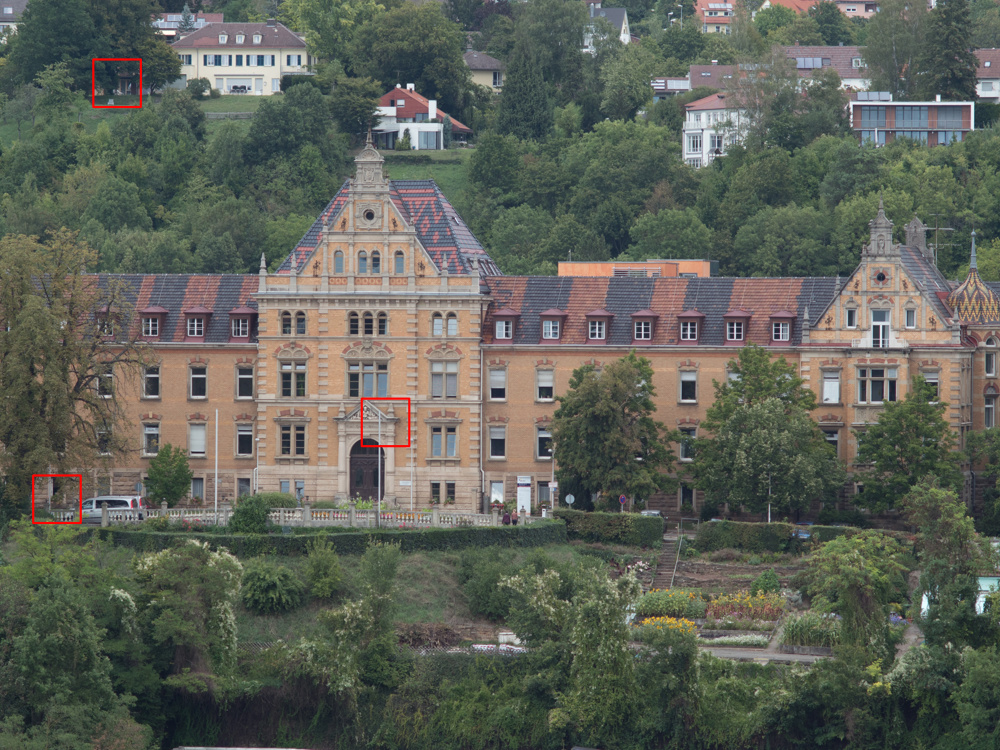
[349, 439, 384, 501]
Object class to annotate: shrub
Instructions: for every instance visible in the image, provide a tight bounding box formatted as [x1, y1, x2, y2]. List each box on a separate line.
[229, 495, 271, 535]
[703, 634, 770, 647]
[209, 87, 221, 98]
[709, 548, 742, 562]
[694, 521, 795, 553]
[459, 548, 518, 621]
[304, 536, 342, 599]
[555, 509, 663, 548]
[750, 569, 781, 595]
[144, 516, 171, 532]
[187, 78, 211, 98]
[244, 492, 297, 510]
[781, 612, 841, 648]
[241, 559, 305, 614]
[815, 507, 870, 528]
[706, 591, 784, 621]
[636, 589, 706, 619]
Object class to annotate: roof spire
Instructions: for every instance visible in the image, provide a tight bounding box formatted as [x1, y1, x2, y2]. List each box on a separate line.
[971, 229, 978, 271]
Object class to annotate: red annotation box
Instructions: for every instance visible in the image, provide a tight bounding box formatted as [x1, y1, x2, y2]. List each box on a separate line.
[360, 397, 411, 448]
[31, 474, 83, 524]
[92, 58, 143, 108]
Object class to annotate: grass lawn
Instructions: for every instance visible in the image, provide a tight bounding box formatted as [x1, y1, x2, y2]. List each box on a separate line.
[381, 149, 473, 208]
[197, 95, 266, 113]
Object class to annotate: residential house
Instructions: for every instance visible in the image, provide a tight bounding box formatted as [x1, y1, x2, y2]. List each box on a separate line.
[464, 50, 505, 92]
[758, 0, 818, 13]
[373, 85, 472, 150]
[850, 93, 974, 146]
[651, 63, 736, 101]
[682, 92, 746, 168]
[583, 0, 631, 53]
[834, 0, 877, 17]
[154, 11, 223, 40]
[782, 45, 870, 90]
[171, 19, 312, 95]
[976, 49, 1000, 103]
[0, 0, 25, 35]
[695, 0, 733, 34]
[652, 77, 691, 101]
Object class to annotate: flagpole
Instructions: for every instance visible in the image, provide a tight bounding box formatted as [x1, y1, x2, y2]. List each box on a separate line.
[377, 410, 382, 529]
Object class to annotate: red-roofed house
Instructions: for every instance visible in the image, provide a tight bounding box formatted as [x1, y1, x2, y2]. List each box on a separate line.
[154, 11, 223, 39]
[782, 45, 870, 90]
[758, 0, 818, 13]
[374, 85, 472, 150]
[682, 93, 746, 167]
[696, 0, 733, 33]
[976, 49, 1000, 102]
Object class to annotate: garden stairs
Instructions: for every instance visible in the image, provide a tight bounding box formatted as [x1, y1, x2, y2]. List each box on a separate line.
[650, 535, 681, 590]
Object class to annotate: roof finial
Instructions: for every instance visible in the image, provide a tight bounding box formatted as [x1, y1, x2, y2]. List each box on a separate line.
[259, 253, 267, 272]
[971, 229, 978, 271]
[366, 126, 373, 147]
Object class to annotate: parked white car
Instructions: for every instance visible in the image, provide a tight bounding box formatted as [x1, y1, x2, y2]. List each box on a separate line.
[82, 496, 147, 524]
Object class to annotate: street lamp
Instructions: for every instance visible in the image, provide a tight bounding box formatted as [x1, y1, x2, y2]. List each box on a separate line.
[254, 437, 261, 494]
[667, 11, 674, 25]
[677, 3, 683, 27]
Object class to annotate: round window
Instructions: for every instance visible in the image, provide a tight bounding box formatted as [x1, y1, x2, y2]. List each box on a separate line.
[364, 209, 375, 222]
[875, 272, 887, 283]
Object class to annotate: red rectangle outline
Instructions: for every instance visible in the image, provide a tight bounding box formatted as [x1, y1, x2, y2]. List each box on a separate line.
[31, 474, 83, 524]
[92, 58, 143, 109]
[360, 397, 411, 448]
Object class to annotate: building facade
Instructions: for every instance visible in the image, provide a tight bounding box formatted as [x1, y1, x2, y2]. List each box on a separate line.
[70, 153, 996, 516]
[682, 93, 746, 168]
[851, 97, 975, 146]
[373, 86, 472, 150]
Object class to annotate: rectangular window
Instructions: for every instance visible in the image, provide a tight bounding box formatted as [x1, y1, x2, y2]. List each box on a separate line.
[280, 425, 306, 456]
[542, 319, 561, 339]
[430, 361, 458, 398]
[872, 310, 889, 348]
[237, 367, 254, 398]
[295, 480, 305, 500]
[187, 317, 204, 337]
[495, 320, 512, 339]
[493, 71, 503, 87]
[237, 425, 253, 456]
[687, 133, 702, 153]
[97, 363, 113, 398]
[189, 424, 206, 456]
[191, 477, 204, 500]
[536, 370, 554, 401]
[922, 374, 939, 401]
[489, 427, 506, 459]
[772, 322, 789, 341]
[489, 368, 507, 400]
[680, 371, 697, 402]
[727, 321, 744, 341]
[859, 106, 886, 128]
[180, 54, 192, 65]
[348, 362, 388, 398]
[679, 427, 696, 461]
[431, 481, 442, 504]
[280, 361, 306, 398]
[431, 426, 457, 457]
[537, 428, 552, 459]
[272, 78, 280, 92]
[858, 367, 897, 404]
[490, 480, 504, 503]
[824, 430, 839, 458]
[538, 482, 551, 505]
[236, 54, 243, 66]
[905, 309, 916, 328]
[822, 371, 841, 404]
[143, 366, 160, 398]
[680, 321, 698, 340]
[589, 320, 606, 340]
[295, 425, 305, 455]
[988, 397, 997, 429]
[190, 366, 207, 398]
[846, 308, 857, 328]
[143, 424, 159, 455]
[142, 317, 159, 337]
[988, 350, 997, 377]
[232, 318, 249, 337]
[896, 105, 928, 128]
[634, 320, 652, 340]
[280, 479, 290, 494]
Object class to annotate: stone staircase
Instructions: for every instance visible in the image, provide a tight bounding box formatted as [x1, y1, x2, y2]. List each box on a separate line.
[650, 535, 679, 590]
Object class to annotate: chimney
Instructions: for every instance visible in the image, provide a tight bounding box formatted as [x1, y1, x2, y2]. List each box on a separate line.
[266, 17, 276, 26]
[839, 41, 843, 46]
[395, 83, 401, 88]
[428, 99, 437, 120]
[406, 83, 415, 91]
[712, 59, 718, 65]
[935, 94, 942, 102]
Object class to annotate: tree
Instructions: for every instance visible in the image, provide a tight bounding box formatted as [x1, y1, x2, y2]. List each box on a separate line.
[469, 131, 521, 193]
[627, 208, 712, 261]
[496, 42, 552, 140]
[599, 44, 656, 121]
[966, 426, 1000, 533]
[137, 35, 183, 94]
[854, 376, 962, 512]
[32, 63, 74, 122]
[0, 231, 148, 522]
[696, 397, 845, 516]
[281, 0, 385, 63]
[178, 3, 196, 33]
[954, 647, 1000, 750]
[804, 530, 906, 660]
[862, 0, 927, 99]
[330, 76, 382, 142]
[512, 0, 587, 102]
[552, 351, 676, 506]
[348, 4, 471, 114]
[808, 1, 855, 46]
[3, 0, 97, 90]
[731, 203, 835, 277]
[726, 45, 802, 151]
[145, 444, 194, 508]
[753, 4, 795, 37]
[918, 0, 978, 101]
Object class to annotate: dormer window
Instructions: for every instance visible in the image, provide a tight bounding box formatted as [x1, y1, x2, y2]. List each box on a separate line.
[219, 34, 228, 43]
[678, 310, 704, 343]
[631, 309, 658, 343]
[253, 34, 262, 44]
[493, 308, 519, 340]
[769, 310, 795, 344]
[184, 305, 213, 341]
[723, 309, 751, 344]
[539, 309, 566, 341]
[187, 318, 204, 337]
[727, 321, 744, 341]
[236, 34, 245, 44]
[586, 309, 613, 343]
[229, 305, 256, 342]
[140, 305, 168, 340]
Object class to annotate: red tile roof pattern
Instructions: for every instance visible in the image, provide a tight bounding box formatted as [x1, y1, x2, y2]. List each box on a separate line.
[279, 180, 500, 277]
[379, 88, 472, 133]
[172, 22, 305, 48]
[976, 49, 1000, 78]
[782, 45, 868, 81]
[688, 64, 736, 90]
[766, 0, 818, 12]
[686, 93, 729, 111]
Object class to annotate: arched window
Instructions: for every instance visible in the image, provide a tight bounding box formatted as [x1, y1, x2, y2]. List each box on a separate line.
[334, 251, 344, 274]
[377, 313, 388, 335]
[358, 251, 368, 274]
[394, 251, 405, 274]
[988, 338, 998, 378]
[363, 312, 374, 335]
[371, 251, 381, 274]
[281, 312, 292, 335]
[447, 314, 458, 336]
[432, 313, 443, 337]
[295, 312, 306, 335]
[349, 312, 359, 336]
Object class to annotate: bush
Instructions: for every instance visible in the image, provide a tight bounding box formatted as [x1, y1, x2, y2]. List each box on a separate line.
[187, 78, 211, 98]
[709, 548, 742, 562]
[244, 492, 297, 510]
[815, 507, 870, 528]
[229, 495, 272, 535]
[459, 548, 518, 621]
[781, 612, 841, 648]
[304, 536, 342, 599]
[241, 559, 305, 614]
[694, 521, 795, 553]
[209, 87, 222, 98]
[555, 509, 663, 548]
[750, 569, 780, 595]
[636, 589, 706, 619]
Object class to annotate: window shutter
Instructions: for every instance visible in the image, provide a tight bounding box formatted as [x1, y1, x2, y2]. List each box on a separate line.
[489, 369, 506, 389]
[189, 424, 206, 454]
[537, 370, 554, 388]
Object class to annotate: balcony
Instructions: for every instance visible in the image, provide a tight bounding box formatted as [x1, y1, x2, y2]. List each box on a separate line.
[851, 334, 907, 349]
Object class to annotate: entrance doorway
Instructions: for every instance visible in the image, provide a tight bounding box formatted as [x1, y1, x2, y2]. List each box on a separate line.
[349, 439, 384, 501]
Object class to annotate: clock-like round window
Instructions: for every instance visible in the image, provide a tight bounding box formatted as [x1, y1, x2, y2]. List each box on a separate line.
[364, 209, 375, 222]
[876, 272, 887, 283]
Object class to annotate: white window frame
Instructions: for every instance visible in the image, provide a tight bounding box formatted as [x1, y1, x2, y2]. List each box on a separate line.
[142, 317, 159, 337]
[905, 308, 916, 329]
[536, 427, 553, 460]
[822, 370, 840, 404]
[232, 318, 249, 338]
[988, 339, 998, 377]
[988, 396, 997, 429]
[634, 320, 652, 340]
[679, 427, 696, 461]
[97, 364, 113, 399]
[922, 373, 939, 402]
[588, 319, 606, 340]
[191, 477, 205, 500]
[680, 320, 698, 340]
[727, 320, 744, 341]
[495, 320, 512, 339]
[236, 425, 254, 456]
[772, 322, 789, 341]
[431, 360, 459, 399]
[542, 319, 561, 339]
[187, 317, 204, 337]
[190, 366, 207, 399]
[489, 426, 506, 460]
[237, 366, 254, 399]
[143, 424, 159, 456]
[857, 367, 898, 404]
[536, 369, 554, 401]
[845, 308, 857, 329]
[680, 371, 697, 402]
[872, 309, 890, 348]
[143, 366, 160, 399]
[489, 368, 507, 400]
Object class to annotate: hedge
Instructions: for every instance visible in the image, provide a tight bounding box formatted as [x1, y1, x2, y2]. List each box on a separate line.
[554, 509, 663, 548]
[694, 521, 796, 553]
[85, 520, 567, 557]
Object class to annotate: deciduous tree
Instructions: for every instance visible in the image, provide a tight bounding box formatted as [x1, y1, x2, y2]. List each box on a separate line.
[862, 0, 927, 99]
[145, 444, 194, 508]
[496, 41, 552, 140]
[918, 0, 978, 101]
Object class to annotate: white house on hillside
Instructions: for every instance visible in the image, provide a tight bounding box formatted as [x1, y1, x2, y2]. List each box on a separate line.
[682, 92, 747, 168]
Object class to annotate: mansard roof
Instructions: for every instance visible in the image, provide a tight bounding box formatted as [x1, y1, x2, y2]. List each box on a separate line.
[482, 276, 838, 346]
[94, 274, 258, 343]
[278, 179, 501, 278]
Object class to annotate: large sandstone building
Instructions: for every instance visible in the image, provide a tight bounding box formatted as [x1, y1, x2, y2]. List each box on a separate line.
[76, 144, 1000, 513]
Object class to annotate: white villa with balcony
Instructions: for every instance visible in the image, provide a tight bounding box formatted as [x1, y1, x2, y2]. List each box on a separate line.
[682, 92, 746, 168]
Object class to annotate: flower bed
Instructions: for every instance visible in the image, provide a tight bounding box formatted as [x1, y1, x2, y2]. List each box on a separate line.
[780, 612, 841, 648]
[705, 590, 784, 621]
[700, 634, 770, 648]
[636, 589, 707, 619]
[632, 616, 697, 635]
[703, 617, 776, 632]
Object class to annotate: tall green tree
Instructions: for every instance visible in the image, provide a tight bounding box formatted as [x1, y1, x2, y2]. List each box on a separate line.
[496, 42, 552, 140]
[808, 1, 856, 45]
[282, 0, 386, 63]
[854, 376, 962, 512]
[918, 0, 978, 101]
[599, 44, 656, 121]
[3, 0, 97, 90]
[552, 351, 676, 506]
[862, 0, 927, 99]
[145, 444, 194, 508]
[627, 208, 712, 261]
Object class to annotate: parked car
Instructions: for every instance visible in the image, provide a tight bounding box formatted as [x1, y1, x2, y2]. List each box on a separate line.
[640, 510, 662, 517]
[82, 495, 146, 524]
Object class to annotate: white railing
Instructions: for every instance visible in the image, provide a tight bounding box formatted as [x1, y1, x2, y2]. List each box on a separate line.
[852, 335, 908, 349]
